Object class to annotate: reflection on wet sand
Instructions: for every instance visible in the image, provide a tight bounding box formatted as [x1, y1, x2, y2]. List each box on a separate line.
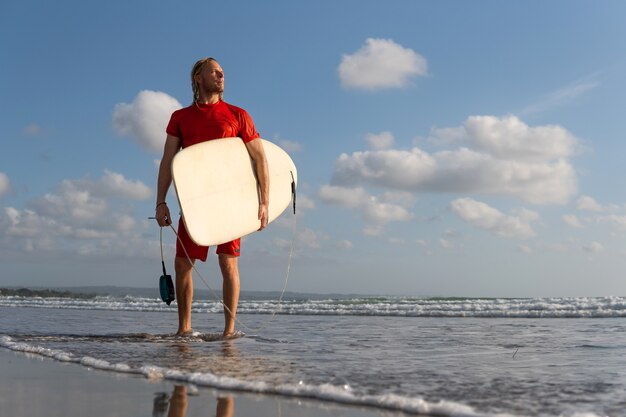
[215, 395, 234, 417]
[160, 339, 294, 382]
[153, 385, 234, 417]
[151, 338, 293, 417]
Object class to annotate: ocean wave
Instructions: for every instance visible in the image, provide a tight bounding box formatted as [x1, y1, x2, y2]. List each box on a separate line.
[1, 295, 625, 318]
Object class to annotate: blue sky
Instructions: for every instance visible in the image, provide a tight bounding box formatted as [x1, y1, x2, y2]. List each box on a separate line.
[2, 0, 626, 297]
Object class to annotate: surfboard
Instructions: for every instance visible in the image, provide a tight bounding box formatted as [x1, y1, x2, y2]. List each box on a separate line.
[171, 137, 297, 246]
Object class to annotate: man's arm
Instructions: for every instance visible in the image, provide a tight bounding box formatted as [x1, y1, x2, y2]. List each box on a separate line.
[245, 138, 269, 230]
[155, 135, 182, 226]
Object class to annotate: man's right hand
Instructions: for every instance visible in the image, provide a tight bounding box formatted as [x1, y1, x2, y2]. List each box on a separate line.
[156, 203, 172, 227]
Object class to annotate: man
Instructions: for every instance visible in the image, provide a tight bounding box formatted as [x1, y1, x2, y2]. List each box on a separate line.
[155, 57, 269, 338]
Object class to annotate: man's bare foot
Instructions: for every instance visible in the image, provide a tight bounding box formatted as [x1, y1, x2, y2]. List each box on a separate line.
[175, 329, 194, 337]
[221, 330, 244, 340]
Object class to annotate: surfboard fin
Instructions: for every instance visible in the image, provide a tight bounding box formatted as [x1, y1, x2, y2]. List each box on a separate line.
[290, 171, 296, 215]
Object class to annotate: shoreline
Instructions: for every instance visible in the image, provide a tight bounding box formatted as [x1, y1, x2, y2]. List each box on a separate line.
[0, 348, 405, 417]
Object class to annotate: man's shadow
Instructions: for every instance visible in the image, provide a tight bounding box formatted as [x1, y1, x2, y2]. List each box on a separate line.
[153, 385, 234, 417]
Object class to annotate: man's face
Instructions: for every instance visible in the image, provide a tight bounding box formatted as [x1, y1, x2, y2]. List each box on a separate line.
[197, 61, 224, 95]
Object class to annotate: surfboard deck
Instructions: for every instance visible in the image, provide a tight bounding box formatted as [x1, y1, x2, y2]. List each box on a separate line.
[171, 137, 297, 246]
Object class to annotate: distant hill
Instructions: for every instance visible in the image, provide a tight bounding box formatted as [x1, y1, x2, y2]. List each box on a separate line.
[0, 285, 371, 301]
[0, 287, 97, 299]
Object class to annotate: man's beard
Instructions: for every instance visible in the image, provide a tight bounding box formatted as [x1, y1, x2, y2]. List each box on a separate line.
[207, 84, 224, 95]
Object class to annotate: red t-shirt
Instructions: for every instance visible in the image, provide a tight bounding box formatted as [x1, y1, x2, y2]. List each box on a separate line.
[166, 100, 260, 148]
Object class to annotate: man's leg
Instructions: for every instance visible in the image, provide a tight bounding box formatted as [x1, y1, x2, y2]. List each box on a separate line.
[218, 253, 240, 336]
[175, 256, 194, 335]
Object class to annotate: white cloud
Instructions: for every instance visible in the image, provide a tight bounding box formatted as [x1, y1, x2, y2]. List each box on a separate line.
[330, 115, 579, 205]
[273, 237, 291, 250]
[0, 173, 10, 198]
[297, 228, 326, 249]
[517, 244, 532, 254]
[574, 196, 621, 215]
[0, 172, 153, 257]
[36, 184, 107, 222]
[598, 214, 626, 232]
[442, 228, 460, 239]
[363, 225, 385, 236]
[363, 198, 413, 225]
[435, 150, 575, 205]
[450, 198, 538, 239]
[97, 170, 152, 200]
[562, 214, 584, 229]
[365, 132, 395, 150]
[582, 241, 604, 254]
[318, 185, 413, 234]
[433, 115, 578, 161]
[338, 38, 428, 90]
[318, 186, 368, 209]
[113, 90, 182, 153]
[333, 148, 437, 189]
[274, 227, 328, 250]
[318, 185, 414, 236]
[576, 195, 604, 212]
[439, 238, 456, 249]
[52, 171, 151, 205]
[277, 139, 303, 153]
[379, 190, 416, 207]
[336, 240, 353, 249]
[297, 194, 316, 211]
[521, 74, 600, 115]
[4, 207, 66, 239]
[23, 123, 43, 136]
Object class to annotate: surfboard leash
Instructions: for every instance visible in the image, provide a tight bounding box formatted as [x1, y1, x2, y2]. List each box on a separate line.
[167, 212, 296, 334]
[158, 174, 298, 334]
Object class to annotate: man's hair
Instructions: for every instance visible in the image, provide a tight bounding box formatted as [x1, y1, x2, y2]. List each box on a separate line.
[191, 57, 223, 102]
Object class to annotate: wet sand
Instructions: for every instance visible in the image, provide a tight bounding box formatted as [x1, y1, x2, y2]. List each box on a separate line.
[0, 348, 402, 417]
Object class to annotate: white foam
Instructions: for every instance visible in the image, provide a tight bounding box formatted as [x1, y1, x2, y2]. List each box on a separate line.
[1, 335, 519, 417]
[1, 295, 625, 318]
[560, 414, 605, 417]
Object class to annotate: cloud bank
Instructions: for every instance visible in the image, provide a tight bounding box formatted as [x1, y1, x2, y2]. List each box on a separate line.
[113, 90, 182, 153]
[338, 38, 428, 90]
[330, 115, 579, 205]
[0, 171, 152, 256]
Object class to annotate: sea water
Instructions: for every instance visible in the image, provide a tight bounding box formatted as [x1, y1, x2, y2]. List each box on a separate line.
[1, 292, 625, 417]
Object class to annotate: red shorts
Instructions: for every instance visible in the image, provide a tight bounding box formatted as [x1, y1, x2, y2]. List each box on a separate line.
[175, 217, 241, 261]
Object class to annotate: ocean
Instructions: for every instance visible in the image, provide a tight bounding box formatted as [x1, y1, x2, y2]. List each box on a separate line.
[1, 290, 625, 417]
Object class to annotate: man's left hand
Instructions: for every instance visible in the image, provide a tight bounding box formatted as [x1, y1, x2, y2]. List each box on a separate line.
[258, 203, 268, 231]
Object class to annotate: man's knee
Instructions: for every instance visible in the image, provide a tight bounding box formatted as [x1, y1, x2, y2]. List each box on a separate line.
[175, 256, 194, 276]
[218, 254, 238, 277]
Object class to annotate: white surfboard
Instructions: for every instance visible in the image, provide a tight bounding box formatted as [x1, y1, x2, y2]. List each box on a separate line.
[171, 137, 297, 246]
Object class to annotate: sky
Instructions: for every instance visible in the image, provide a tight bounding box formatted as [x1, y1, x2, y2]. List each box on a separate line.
[1, 0, 626, 297]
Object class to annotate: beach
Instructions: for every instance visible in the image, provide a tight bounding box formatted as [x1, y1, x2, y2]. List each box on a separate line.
[1, 293, 625, 416]
[0, 348, 396, 417]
